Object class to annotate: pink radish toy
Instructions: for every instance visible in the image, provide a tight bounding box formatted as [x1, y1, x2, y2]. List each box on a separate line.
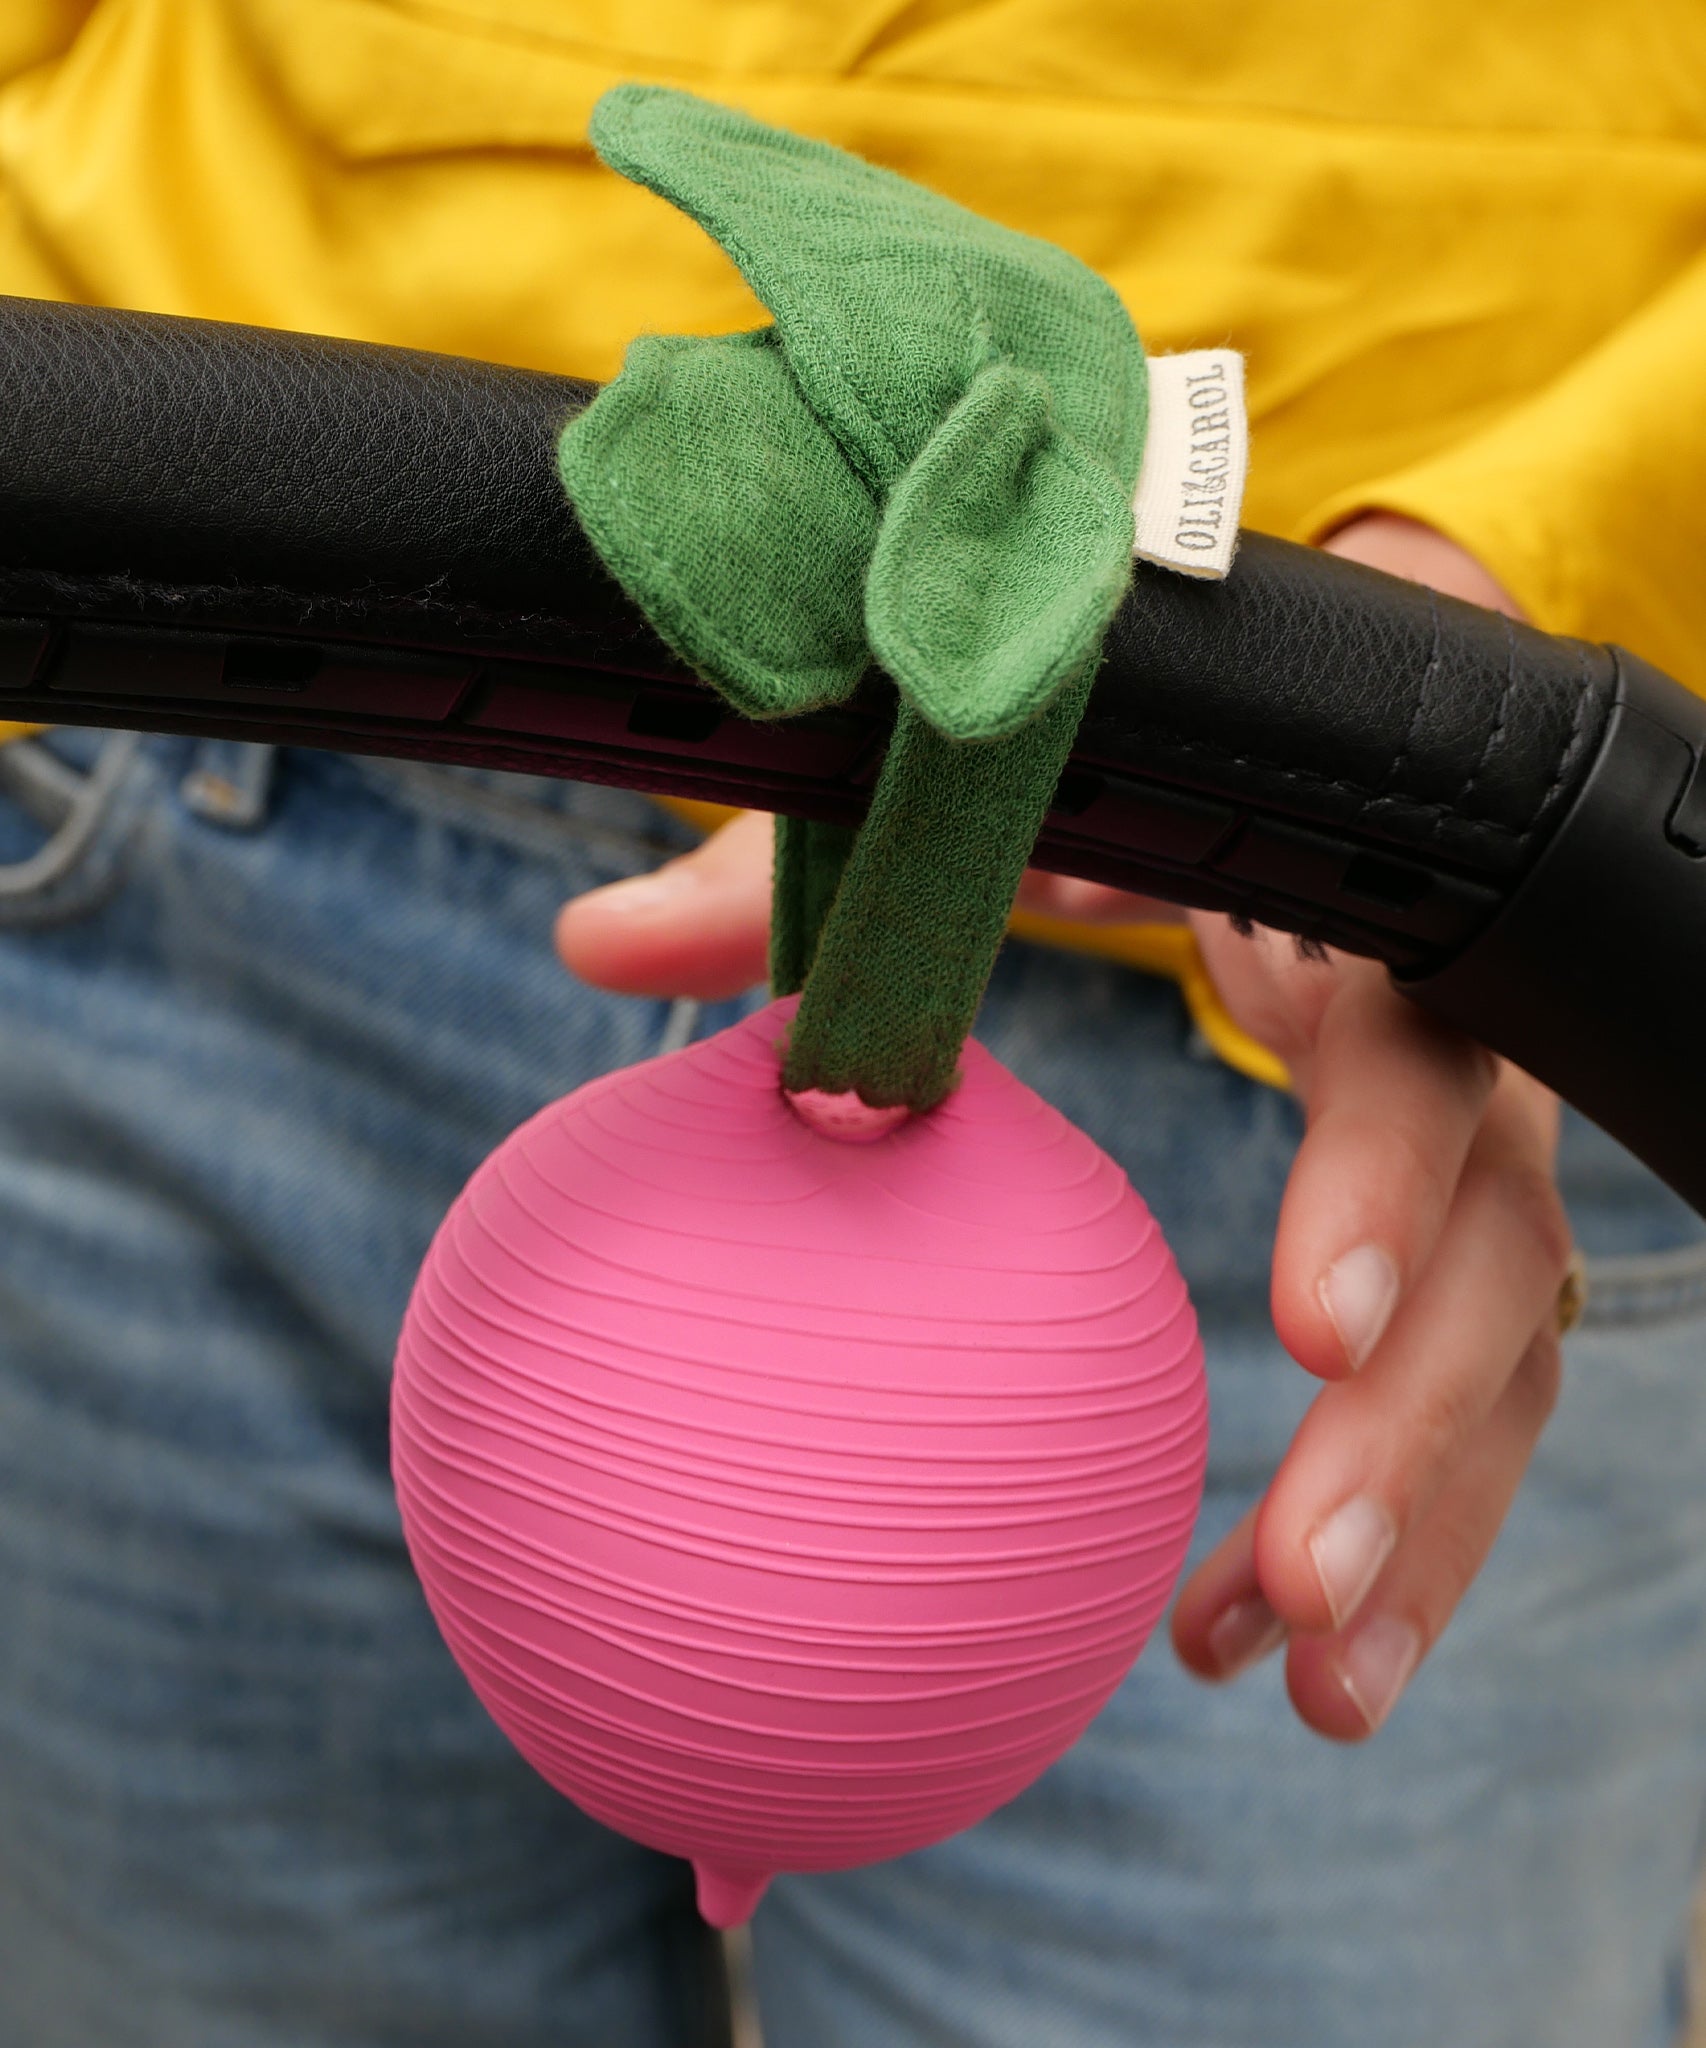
[392, 999, 1205, 1926]
[393, 89, 1216, 1927]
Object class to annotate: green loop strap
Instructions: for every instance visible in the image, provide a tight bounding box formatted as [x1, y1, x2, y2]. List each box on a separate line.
[776, 677, 1093, 1109]
[560, 84, 1148, 1110]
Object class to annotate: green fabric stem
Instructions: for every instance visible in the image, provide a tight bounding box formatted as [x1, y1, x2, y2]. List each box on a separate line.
[781, 676, 1092, 1109]
[559, 84, 1148, 1110]
[769, 815, 856, 996]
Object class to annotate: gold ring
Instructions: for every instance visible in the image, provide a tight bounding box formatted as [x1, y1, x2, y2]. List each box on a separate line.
[1555, 1249, 1589, 1336]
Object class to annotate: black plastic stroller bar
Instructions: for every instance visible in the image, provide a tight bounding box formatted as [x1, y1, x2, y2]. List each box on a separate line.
[0, 295, 1701, 1212]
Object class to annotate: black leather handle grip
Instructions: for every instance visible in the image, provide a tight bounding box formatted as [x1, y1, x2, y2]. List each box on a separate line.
[0, 295, 1701, 1211]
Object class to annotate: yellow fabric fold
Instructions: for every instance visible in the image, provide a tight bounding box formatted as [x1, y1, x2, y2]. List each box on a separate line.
[0, 3, 92, 83]
[1307, 247, 1706, 691]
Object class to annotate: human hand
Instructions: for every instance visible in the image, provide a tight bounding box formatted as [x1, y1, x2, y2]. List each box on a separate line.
[1164, 514, 1571, 1737]
[1165, 915, 1570, 1738]
[556, 513, 1574, 1743]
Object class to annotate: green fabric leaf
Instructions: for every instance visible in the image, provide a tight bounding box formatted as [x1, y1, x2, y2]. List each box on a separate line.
[558, 326, 874, 718]
[868, 360, 1136, 740]
[587, 85, 1146, 500]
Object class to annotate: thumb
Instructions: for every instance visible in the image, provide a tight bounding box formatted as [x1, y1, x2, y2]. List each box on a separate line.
[555, 808, 775, 1000]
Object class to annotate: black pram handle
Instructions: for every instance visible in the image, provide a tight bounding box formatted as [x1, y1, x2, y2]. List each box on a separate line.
[0, 296, 1701, 1211]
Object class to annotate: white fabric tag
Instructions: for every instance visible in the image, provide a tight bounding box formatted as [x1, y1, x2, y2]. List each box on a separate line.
[1131, 349, 1248, 580]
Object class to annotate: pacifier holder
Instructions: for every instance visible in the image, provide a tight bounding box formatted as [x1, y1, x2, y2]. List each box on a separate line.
[391, 86, 1209, 1930]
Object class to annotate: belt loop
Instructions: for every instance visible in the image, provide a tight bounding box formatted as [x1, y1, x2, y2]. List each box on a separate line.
[180, 740, 280, 830]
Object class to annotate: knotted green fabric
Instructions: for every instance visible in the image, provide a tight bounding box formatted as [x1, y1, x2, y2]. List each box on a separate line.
[561, 85, 1148, 1108]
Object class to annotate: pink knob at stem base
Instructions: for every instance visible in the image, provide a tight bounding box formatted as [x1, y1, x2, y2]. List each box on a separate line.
[783, 1086, 910, 1142]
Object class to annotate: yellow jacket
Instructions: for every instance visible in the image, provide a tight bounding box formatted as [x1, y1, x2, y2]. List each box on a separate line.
[2, 2, 1702, 1083]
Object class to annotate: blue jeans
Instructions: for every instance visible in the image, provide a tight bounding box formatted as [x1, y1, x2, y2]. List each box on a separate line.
[0, 731, 1702, 2047]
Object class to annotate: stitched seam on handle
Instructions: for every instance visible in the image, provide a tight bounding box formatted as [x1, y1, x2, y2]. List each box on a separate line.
[0, 565, 653, 646]
[1532, 639, 1597, 825]
[1455, 611, 1518, 819]
[1086, 722, 1540, 842]
[1379, 586, 1441, 807]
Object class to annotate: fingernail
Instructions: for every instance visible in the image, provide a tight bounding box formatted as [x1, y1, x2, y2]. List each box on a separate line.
[1308, 1495, 1397, 1629]
[1318, 1244, 1399, 1369]
[1339, 1615, 1421, 1732]
[1206, 1594, 1286, 1679]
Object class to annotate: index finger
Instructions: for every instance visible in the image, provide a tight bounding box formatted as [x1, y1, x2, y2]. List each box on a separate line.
[1272, 963, 1504, 1380]
[555, 807, 775, 999]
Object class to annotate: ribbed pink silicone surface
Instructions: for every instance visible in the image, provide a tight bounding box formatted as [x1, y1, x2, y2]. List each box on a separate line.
[391, 997, 1207, 1927]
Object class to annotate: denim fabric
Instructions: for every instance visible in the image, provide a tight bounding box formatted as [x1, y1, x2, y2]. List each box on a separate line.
[0, 731, 1701, 2048]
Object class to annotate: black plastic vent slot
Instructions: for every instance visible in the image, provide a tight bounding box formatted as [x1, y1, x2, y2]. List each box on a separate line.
[627, 690, 722, 743]
[1340, 852, 1432, 910]
[225, 641, 319, 691]
[1049, 768, 1105, 817]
